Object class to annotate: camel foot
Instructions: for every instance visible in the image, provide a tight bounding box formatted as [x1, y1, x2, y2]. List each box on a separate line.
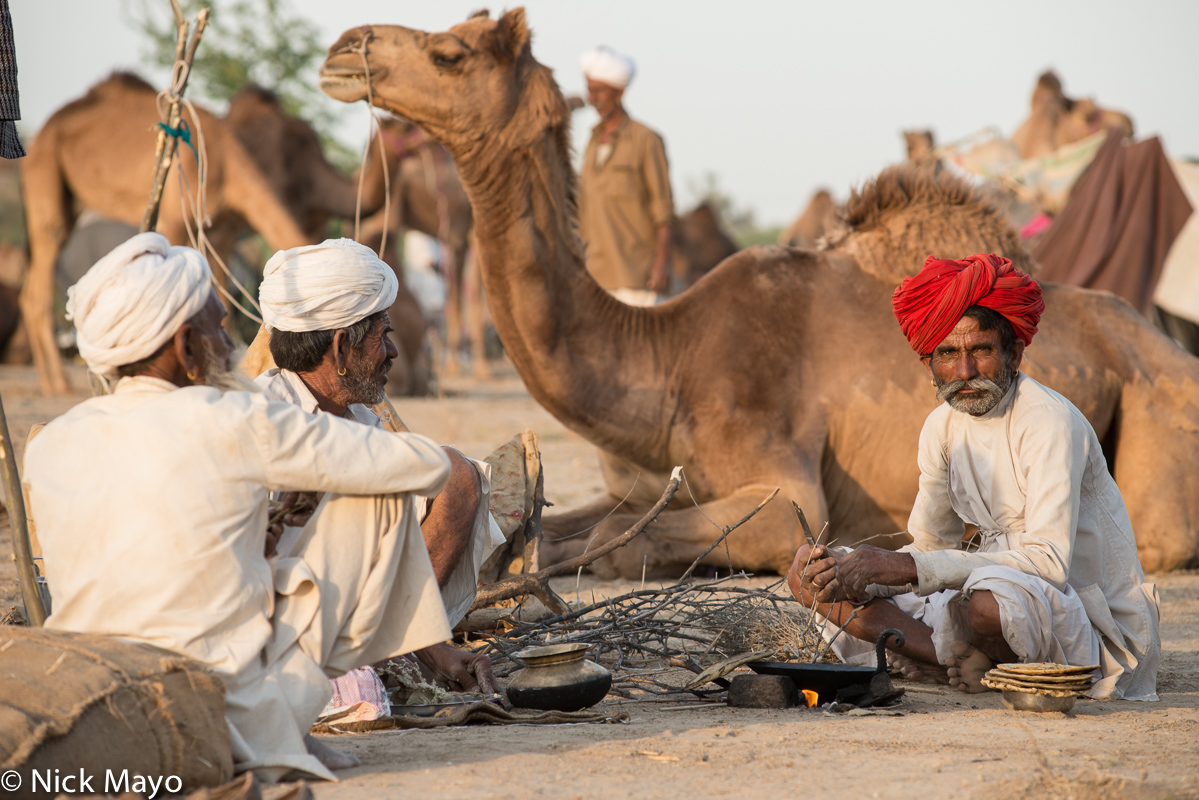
[945, 641, 994, 694]
[889, 653, 950, 685]
[304, 734, 360, 771]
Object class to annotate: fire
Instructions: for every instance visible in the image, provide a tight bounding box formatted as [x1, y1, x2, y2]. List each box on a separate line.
[801, 690, 819, 708]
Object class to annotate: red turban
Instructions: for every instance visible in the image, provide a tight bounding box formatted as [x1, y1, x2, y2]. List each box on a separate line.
[891, 253, 1044, 355]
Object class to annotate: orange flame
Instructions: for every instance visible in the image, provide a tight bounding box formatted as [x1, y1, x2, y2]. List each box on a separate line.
[801, 690, 819, 708]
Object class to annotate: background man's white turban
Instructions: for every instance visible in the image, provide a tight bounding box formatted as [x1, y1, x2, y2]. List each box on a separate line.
[581, 46, 635, 90]
[259, 239, 398, 333]
[66, 232, 212, 382]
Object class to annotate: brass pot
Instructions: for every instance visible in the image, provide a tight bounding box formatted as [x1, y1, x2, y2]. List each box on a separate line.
[506, 643, 612, 711]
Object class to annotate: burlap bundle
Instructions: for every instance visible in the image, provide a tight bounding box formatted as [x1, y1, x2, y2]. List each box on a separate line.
[0, 627, 233, 797]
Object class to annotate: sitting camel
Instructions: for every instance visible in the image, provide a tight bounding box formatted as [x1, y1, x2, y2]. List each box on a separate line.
[778, 188, 838, 248]
[320, 10, 1199, 577]
[21, 74, 308, 394]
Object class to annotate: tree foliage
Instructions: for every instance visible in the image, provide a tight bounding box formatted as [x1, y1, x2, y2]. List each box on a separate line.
[127, 0, 350, 162]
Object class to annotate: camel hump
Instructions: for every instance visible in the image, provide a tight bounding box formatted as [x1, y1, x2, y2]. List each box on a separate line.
[89, 71, 157, 98]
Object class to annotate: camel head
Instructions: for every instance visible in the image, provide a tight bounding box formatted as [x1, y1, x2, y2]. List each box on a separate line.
[1015, 71, 1134, 158]
[320, 8, 571, 155]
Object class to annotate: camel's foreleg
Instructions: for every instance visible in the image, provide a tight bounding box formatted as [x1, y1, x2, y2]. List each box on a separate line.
[19, 133, 72, 395]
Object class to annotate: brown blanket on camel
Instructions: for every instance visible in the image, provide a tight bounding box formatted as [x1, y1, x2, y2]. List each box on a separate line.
[1032, 131, 1193, 315]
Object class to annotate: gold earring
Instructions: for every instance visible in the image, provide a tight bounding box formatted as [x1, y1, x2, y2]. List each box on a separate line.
[337, 367, 347, 376]
[187, 370, 198, 381]
[930, 379, 936, 387]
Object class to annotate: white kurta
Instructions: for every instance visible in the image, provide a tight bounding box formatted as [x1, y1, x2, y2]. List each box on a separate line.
[25, 377, 455, 779]
[254, 368, 506, 625]
[902, 374, 1160, 700]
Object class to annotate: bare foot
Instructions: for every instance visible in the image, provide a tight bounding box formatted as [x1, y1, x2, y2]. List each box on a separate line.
[304, 734, 360, 771]
[945, 641, 994, 694]
[889, 653, 950, 685]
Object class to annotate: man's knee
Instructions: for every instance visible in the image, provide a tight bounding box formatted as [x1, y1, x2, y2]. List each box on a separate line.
[443, 447, 481, 511]
[966, 589, 1004, 638]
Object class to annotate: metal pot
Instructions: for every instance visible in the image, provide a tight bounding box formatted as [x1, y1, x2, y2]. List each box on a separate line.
[506, 643, 612, 711]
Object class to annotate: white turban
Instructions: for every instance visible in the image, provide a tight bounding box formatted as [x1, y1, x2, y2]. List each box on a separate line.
[259, 238, 398, 333]
[66, 232, 212, 382]
[581, 46, 635, 89]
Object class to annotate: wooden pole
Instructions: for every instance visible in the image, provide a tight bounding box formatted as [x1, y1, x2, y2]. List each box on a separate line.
[0, 391, 44, 626]
[139, 1, 210, 234]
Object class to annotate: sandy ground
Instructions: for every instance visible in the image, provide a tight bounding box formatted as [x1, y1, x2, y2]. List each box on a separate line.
[1, 361, 1197, 799]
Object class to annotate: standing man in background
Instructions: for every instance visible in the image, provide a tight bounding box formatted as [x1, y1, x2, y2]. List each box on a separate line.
[578, 46, 674, 306]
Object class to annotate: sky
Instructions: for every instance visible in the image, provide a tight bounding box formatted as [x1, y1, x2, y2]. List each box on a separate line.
[11, 0, 1199, 226]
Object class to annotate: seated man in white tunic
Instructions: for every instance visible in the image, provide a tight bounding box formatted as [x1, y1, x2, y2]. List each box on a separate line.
[788, 252, 1161, 701]
[25, 233, 458, 780]
[251, 239, 506, 709]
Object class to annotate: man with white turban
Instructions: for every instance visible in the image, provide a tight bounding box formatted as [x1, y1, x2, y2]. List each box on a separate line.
[253, 239, 506, 714]
[578, 46, 675, 306]
[25, 232, 457, 781]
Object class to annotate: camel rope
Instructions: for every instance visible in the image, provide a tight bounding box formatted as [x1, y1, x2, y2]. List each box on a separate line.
[351, 32, 392, 261]
[151, 55, 265, 323]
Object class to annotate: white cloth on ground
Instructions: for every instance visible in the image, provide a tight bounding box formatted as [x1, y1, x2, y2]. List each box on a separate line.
[581, 46, 635, 89]
[25, 376, 453, 780]
[254, 368, 506, 625]
[259, 238, 398, 333]
[65, 232, 212, 383]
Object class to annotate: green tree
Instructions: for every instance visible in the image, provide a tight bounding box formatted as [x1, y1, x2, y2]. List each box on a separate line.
[127, 0, 355, 168]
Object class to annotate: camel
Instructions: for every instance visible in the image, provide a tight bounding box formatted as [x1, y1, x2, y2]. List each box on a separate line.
[1012, 71, 1134, 160]
[320, 10, 1199, 577]
[778, 188, 838, 248]
[21, 73, 308, 394]
[356, 115, 487, 379]
[903, 130, 936, 163]
[222, 85, 364, 242]
[672, 201, 739, 289]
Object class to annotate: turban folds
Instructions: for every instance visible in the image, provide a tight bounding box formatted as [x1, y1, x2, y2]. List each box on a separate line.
[891, 253, 1044, 355]
[66, 232, 212, 382]
[259, 239, 398, 333]
[581, 46, 635, 89]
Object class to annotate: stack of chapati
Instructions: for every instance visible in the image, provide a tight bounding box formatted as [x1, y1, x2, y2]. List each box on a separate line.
[981, 662, 1098, 697]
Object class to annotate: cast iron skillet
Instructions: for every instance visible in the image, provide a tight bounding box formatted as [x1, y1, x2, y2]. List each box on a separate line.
[747, 628, 905, 704]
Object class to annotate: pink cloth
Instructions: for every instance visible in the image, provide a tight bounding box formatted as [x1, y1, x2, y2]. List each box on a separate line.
[323, 667, 389, 720]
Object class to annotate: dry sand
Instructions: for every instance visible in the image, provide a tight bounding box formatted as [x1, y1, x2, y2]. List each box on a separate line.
[1, 362, 1196, 800]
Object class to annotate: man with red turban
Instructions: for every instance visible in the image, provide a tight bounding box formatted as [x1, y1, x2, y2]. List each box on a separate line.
[788, 253, 1160, 702]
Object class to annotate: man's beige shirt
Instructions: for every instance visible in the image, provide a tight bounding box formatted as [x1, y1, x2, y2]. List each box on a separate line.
[578, 116, 674, 291]
[25, 377, 454, 777]
[903, 374, 1160, 700]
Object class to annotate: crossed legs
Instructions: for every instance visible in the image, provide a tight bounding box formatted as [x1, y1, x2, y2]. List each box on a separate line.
[787, 565, 1016, 693]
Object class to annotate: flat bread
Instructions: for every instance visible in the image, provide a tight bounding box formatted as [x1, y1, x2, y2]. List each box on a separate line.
[985, 675, 1090, 693]
[981, 678, 1082, 698]
[990, 669, 1096, 685]
[996, 662, 1098, 676]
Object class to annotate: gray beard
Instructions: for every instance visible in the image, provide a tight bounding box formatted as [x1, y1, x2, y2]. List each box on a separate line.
[197, 338, 261, 394]
[340, 358, 393, 406]
[935, 367, 1014, 416]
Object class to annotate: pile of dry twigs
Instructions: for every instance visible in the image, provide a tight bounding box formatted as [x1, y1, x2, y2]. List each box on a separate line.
[469, 574, 844, 698]
[457, 468, 853, 699]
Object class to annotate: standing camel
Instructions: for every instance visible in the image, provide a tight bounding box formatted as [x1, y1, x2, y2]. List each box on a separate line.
[320, 10, 1199, 575]
[357, 116, 487, 379]
[672, 201, 739, 289]
[21, 73, 308, 394]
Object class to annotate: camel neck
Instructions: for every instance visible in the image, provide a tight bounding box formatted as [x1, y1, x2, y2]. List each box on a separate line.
[451, 126, 674, 463]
